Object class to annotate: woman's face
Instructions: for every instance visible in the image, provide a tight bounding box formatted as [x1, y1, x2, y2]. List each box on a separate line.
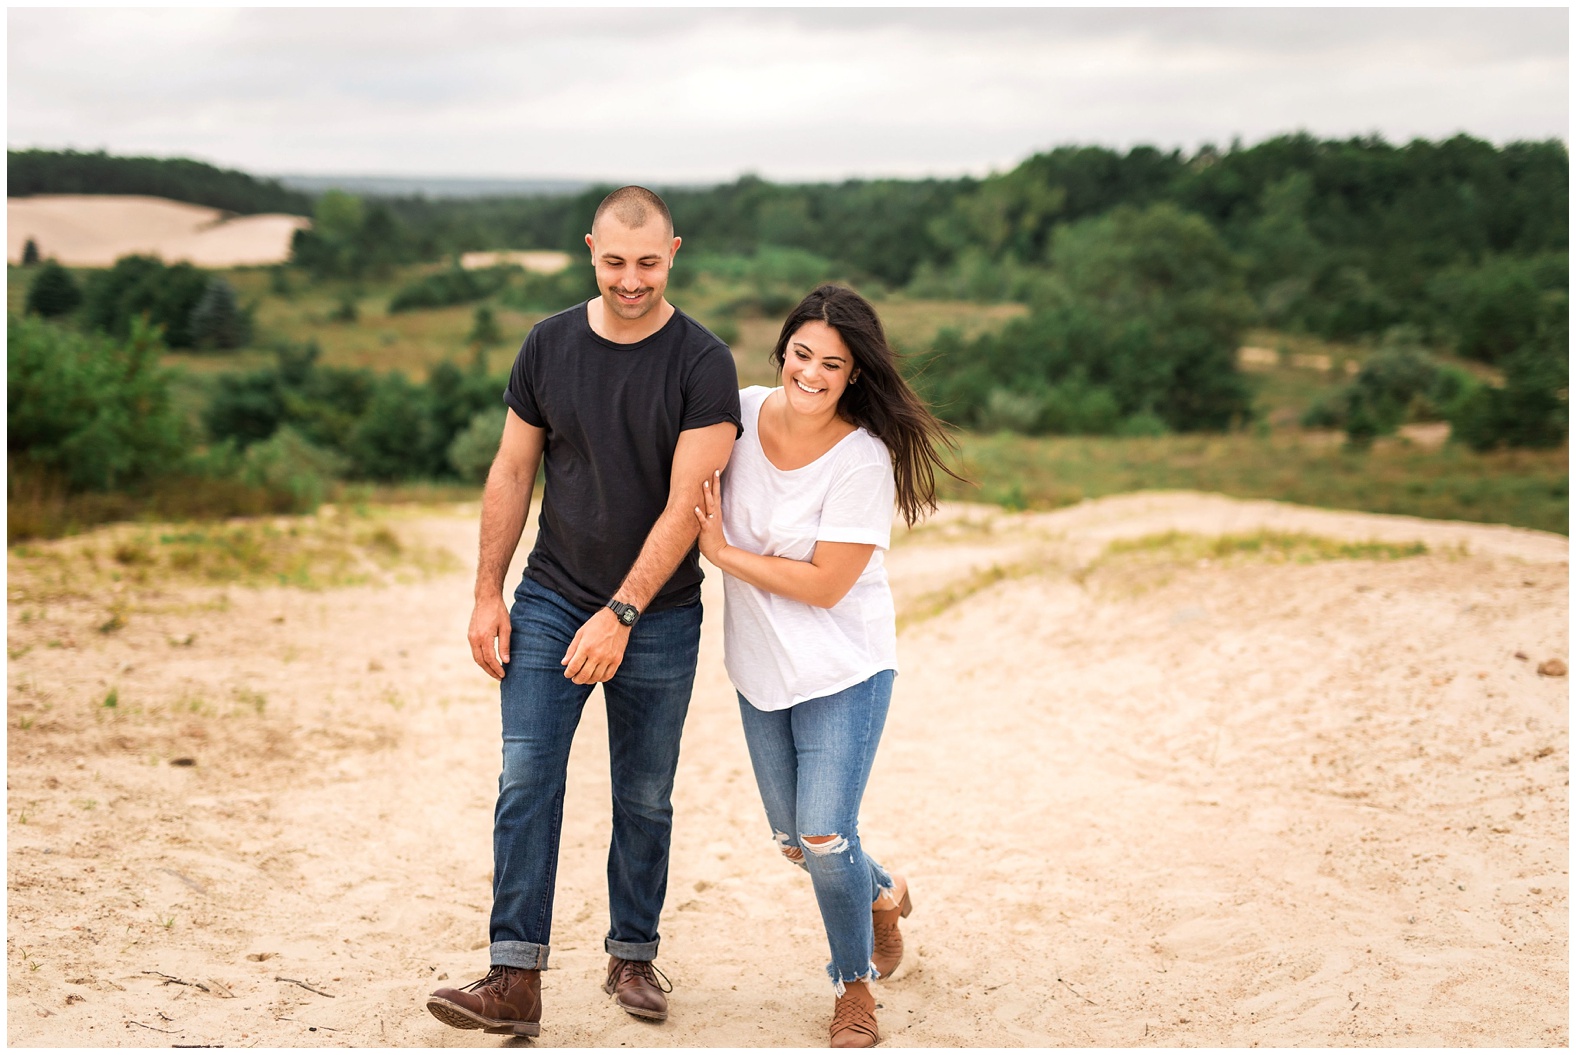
[781, 320, 858, 417]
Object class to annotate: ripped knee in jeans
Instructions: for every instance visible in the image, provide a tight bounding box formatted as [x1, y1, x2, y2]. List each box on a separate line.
[800, 833, 850, 856]
[773, 829, 805, 864]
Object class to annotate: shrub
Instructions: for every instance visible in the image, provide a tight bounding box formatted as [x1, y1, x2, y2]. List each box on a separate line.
[1429, 253, 1566, 363]
[1450, 304, 1568, 451]
[500, 266, 599, 313]
[21, 237, 40, 266]
[468, 304, 503, 346]
[388, 266, 510, 313]
[1042, 378, 1122, 435]
[348, 372, 445, 480]
[1115, 409, 1170, 437]
[7, 315, 188, 490]
[81, 255, 209, 348]
[268, 266, 294, 298]
[448, 408, 506, 483]
[976, 387, 1044, 434]
[203, 367, 285, 446]
[201, 340, 377, 455]
[329, 292, 359, 322]
[238, 426, 348, 511]
[24, 260, 82, 318]
[1301, 327, 1473, 444]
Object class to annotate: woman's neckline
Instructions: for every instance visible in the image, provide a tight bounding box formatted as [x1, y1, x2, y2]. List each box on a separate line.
[753, 387, 860, 473]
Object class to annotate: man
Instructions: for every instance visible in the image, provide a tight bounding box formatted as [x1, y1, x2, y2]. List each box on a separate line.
[426, 187, 739, 1038]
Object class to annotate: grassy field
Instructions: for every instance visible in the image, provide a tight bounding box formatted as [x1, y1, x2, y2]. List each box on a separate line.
[941, 430, 1568, 535]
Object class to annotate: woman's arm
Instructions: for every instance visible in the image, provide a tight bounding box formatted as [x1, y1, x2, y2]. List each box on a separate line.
[694, 470, 875, 609]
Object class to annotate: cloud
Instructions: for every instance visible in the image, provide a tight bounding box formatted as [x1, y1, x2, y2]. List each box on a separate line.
[7, 7, 1567, 182]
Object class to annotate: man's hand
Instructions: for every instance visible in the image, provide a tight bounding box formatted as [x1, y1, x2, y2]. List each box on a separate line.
[468, 594, 513, 681]
[561, 607, 630, 684]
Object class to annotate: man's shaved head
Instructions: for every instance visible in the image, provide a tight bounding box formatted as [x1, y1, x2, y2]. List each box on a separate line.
[592, 185, 674, 239]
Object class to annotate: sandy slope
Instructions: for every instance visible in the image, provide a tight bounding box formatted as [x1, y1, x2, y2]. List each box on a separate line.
[6, 492, 1568, 1047]
[7, 195, 309, 268]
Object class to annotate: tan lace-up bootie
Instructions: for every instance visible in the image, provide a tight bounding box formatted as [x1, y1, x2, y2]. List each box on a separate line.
[830, 980, 880, 1048]
[871, 874, 913, 978]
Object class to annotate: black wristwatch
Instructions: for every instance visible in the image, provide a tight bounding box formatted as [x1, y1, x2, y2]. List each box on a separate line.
[606, 599, 640, 627]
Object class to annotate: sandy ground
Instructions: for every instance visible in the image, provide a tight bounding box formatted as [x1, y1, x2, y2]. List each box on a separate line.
[8, 195, 309, 268]
[6, 491, 1568, 1047]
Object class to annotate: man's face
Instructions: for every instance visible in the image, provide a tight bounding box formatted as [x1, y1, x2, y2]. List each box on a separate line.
[585, 217, 681, 322]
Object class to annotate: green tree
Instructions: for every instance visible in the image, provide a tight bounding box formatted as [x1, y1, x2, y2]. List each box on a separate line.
[911, 204, 1254, 435]
[81, 255, 209, 348]
[7, 315, 188, 490]
[24, 260, 82, 318]
[468, 304, 502, 346]
[21, 238, 40, 266]
[348, 373, 445, 480]
[1429, 254, 1565, 362]
[1450, 302, 1569, 450]
[189, 277, 251, 350]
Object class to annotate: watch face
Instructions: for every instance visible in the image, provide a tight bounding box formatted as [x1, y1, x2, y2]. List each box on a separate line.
[618, 607, 637, 625]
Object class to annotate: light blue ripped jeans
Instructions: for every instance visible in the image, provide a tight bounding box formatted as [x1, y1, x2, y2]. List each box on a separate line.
[737, 670, 896, 994]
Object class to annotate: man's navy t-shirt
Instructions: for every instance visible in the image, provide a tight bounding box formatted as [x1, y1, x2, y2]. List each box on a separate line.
[504, 302, 742, 614]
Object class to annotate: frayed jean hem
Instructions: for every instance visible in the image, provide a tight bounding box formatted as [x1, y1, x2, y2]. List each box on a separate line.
[827, 961, 881, 997]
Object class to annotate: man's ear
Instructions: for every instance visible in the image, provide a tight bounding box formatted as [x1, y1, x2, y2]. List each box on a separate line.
[585, 232, 596, 259]
[669, 235, 682, 266]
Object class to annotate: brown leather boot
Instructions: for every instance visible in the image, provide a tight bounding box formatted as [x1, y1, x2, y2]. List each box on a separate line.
[830, 981, 881, 1048]
[603, 956, 671, 1021]
[871, 874, 913, 979]
[426, 965, 541, 1036]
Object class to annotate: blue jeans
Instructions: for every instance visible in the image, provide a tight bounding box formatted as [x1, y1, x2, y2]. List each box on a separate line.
[737, 670, 896, 993]
[489, 576, 702, 970]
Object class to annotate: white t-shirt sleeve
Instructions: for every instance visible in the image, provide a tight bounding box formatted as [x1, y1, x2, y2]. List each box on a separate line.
[815, 452, 896, 549]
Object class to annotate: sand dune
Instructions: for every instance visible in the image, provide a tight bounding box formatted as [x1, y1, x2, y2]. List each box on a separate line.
[6, 492, 1568, 1046]
[7, 194, 310, 268]
[460, 250, 572, 273]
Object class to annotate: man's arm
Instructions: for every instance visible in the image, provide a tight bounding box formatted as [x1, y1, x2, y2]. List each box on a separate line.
[468, 408, 546, 680]
[559, 421, 736, 685]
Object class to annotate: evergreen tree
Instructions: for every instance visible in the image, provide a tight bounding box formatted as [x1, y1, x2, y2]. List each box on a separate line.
[189, 277, 250, 350]
[21, 238, 40, 266]
[24, 260, 83, 318]
[467, 304, 502, 346]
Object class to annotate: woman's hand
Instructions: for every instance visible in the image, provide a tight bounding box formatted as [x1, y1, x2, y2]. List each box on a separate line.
[692, 469, 728, 564]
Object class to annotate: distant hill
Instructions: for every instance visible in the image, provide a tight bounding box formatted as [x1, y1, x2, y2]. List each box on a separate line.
[275, 174, 598, 199]
[8, 149, 313, 216]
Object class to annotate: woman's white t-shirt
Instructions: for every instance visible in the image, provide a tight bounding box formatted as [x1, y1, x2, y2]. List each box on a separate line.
[720, 386, 899, 711]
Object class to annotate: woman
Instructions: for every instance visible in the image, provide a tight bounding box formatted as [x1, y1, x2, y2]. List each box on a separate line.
[693, 284, 959, 1047]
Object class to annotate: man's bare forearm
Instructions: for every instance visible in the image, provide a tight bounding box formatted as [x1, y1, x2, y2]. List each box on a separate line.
[612, 504, 702, 610]
[474, 463, 534, 600]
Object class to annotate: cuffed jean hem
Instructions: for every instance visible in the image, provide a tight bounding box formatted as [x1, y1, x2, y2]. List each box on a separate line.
[491, 941, 549, 970]
[828, 961, 881, 997]
[605, 937, 659, 962]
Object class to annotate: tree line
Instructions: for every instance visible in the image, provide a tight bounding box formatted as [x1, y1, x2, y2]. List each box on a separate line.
[13, 135, 1565, 352]
[8, 148, 313, 216]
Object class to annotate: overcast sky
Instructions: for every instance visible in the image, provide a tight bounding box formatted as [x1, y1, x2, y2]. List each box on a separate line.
[7, 7, 1569, 184]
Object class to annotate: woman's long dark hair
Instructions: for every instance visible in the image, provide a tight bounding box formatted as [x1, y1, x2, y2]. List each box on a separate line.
[772, 284, 965, 528]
